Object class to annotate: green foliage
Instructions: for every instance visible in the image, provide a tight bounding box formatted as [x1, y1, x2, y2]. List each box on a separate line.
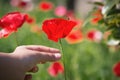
[102, 0, 120, 17]
[102, 0, 120, 40]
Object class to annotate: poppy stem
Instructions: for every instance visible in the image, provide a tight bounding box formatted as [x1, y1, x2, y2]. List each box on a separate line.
[14, 32, 19, 46]
[59, 39, 67, 80]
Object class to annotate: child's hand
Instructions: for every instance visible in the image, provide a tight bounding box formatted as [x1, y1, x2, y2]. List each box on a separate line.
[0, 45, 61, 80]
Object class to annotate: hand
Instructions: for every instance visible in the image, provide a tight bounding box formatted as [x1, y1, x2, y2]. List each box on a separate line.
[0, 45, 61, 80]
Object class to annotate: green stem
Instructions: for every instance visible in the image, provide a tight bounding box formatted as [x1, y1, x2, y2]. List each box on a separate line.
[59, 39, 67, 80]
[14, 32, 19, 46]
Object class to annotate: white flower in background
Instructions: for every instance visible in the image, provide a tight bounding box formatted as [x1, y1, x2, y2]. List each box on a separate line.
[107, 39, 120, 46]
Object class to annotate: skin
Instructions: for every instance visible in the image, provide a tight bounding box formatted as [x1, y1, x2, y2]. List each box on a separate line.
[0, 45, 61, 80]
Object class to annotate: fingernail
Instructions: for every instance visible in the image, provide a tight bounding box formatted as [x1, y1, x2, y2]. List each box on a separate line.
[54, 53, 61, 59]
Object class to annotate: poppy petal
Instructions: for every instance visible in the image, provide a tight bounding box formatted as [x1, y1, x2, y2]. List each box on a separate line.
[0, 12, 26, 38]
[39, 1, 53, 11]
[0, 12, 26, 29]
[0, 28, 14, 38]
[113, 62, 120, 77]
[66, 30, 83, 44]
[48, 62, 64, 77]
[42, 18, 77, 42]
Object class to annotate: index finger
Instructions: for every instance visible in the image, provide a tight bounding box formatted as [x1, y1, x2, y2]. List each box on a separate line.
[25, 45, 60, 53]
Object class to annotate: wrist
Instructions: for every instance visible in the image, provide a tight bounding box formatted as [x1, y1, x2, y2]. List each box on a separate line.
[9, 53, 26, 72]
[0, 53, 25, 80]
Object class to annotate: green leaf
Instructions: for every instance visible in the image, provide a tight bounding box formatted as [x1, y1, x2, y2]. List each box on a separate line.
[112, 27, 120, 39]
[102, 0, 120, 17]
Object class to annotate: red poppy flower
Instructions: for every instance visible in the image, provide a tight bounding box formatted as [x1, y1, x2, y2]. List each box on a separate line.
[39, 1, 53, 11]
[113, 62, 120, 77]
[42, 18, 77, 42]
[0, 12, 26, 38]
[48, 62, 64, 77]
[65, 30, 84, 44]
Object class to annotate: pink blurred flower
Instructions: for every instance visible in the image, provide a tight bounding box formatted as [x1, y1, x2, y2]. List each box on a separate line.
[54, 6, 67, 17]
[10, 0, 34, 11]
[39, 1, 53, 11]
[10, 0, 20, 7]
[48, 62, 64, 77]
[113, 62, 120, 77]
[65, 30, 84, 44]
[87, 30, 103, 42]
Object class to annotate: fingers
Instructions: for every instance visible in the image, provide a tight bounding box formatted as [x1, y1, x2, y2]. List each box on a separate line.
[15, 45, 61, 67]
[37, 52, 61, 62]
[28, 65, 39, 73]
[25, 45, 60, 53]
[26, 45, 62, 62]
[25, 66, 38, 80]
[24, 74, 32, 80]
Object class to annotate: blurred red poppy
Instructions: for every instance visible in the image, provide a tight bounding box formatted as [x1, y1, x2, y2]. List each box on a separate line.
[0, 12, 26, 38]
[91, 17, 101, 24]
[25, 14, 35, 24]
[48, 62, 64, 77]
[65, 30, 84, 44]
[39, 1, 53, 11]
[42, 18, 77, 42]
[113, 62, 120, 77]
[87, 30, 103, 42]
[19, 1, 27, 8]
[91, 9, 103, 24]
